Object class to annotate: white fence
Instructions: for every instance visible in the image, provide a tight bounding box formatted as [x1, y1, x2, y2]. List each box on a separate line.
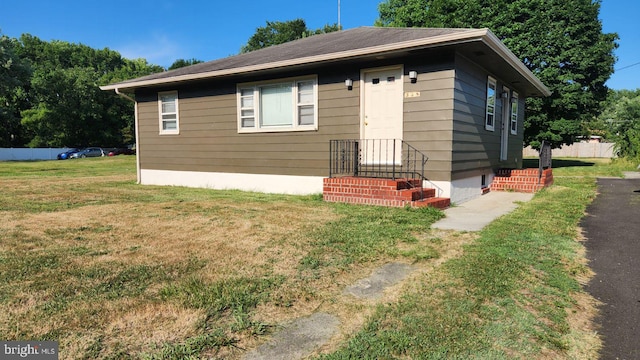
[0, 148, 70, 161]
[523, 142, 615, 158]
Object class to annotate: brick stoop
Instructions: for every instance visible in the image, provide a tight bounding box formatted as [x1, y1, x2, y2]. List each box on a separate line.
[490, 168, 554, 193]
[323, 177, 450, 209]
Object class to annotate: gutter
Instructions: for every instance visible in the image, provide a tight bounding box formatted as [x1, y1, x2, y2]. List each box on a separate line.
[112, 88, 142, 185]
[115, 88, 135, 103]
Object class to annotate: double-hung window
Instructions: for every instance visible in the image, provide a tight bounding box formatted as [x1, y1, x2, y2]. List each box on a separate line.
[159, 91, 179, 135]
[510, 92, 519, 135]
[237, 77, 318, 133]
[485, 77, 496, 131]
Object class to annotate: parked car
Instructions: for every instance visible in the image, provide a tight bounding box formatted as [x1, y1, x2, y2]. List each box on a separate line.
[69, 147, 104, 159]
[57, 148, 81, 160]
[107, 147, 136, 156]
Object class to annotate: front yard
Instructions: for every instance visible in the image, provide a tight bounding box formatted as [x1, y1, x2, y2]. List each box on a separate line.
[0, 156, 634, 359]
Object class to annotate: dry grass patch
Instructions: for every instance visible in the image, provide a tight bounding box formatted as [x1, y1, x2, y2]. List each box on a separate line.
[2, 159, 449, 358]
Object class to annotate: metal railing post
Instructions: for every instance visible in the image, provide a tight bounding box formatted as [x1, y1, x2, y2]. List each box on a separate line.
[392, 139, 396, 180]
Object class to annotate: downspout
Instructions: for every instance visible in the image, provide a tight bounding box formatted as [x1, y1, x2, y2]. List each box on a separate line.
[114, 88, 141, 184]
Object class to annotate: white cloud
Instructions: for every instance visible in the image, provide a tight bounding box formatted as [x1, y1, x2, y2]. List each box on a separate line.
[116, 33, 183, 68]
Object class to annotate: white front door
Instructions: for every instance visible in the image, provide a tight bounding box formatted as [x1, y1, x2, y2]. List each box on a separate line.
[362, 67, 403, 164]
[500, 87, 510, 161]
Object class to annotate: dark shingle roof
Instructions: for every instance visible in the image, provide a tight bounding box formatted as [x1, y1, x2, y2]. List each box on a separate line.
[102, 26, 550, 97]
[106, 27, 476, 86]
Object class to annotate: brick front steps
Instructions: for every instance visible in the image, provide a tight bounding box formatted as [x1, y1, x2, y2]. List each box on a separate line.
[323, 177, 450, 209]
[490, 168, 554, 193]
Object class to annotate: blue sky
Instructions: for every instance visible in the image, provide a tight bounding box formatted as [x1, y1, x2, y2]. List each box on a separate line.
[2, 0, 638, 90]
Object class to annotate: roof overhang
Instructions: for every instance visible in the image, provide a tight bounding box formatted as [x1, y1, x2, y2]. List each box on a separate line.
[101, 28, 550, 97]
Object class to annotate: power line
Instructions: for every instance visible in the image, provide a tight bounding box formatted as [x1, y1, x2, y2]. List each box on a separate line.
[615, 61, 640, 72]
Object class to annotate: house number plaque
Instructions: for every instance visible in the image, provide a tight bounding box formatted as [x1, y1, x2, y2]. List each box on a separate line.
[404, 92, 421, 98]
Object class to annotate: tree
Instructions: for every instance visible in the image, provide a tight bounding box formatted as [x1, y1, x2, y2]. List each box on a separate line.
[0, 32, 31, 147]
[597, 89, 640, 160]
[241, 19, 340, 53]
[376, 0, 618, 149]
[10, 34, 164, 147]
[168, 58, 204, 70]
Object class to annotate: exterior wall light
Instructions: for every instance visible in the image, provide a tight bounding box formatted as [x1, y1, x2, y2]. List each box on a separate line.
[345, 78, 353, 90]
[409, 71, 418, 83]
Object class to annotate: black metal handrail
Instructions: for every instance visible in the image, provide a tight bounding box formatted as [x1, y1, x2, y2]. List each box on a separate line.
[329, 139, 429, 190]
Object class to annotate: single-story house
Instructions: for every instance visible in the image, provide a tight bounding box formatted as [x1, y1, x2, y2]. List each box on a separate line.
[101, 26, 550, 205]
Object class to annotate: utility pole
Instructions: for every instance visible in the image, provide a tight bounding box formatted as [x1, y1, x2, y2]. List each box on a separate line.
[338, 0, 341, 29]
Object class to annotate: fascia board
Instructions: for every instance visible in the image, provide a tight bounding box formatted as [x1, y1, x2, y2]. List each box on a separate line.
[481, 30, 552, 97]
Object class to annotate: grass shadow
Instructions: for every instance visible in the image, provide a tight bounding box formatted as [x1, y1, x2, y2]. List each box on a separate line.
[523, 158, 596, 169]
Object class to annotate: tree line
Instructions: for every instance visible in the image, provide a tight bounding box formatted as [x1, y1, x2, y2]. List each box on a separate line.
[1, 2, 631, 156]
[0, 19, 337, 149]
[0, 33, 164, 148]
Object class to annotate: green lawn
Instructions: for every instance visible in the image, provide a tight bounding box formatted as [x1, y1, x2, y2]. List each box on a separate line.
[0, 156, 635, 359]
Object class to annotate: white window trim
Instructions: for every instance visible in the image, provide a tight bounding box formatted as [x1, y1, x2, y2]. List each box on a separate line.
[237, 76, 318, 133]
[158, 91, 179, 135]
[510, 91, 519, 135]
[485, 77, 496, 131]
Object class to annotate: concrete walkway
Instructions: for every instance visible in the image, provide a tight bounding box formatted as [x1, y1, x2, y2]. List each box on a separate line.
[243, 262, 415, 359]
[243, 191, 535, 359]
[432, 191, 534, 232]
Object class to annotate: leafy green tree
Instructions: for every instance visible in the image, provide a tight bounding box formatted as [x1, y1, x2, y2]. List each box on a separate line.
[376, 0, 618, 149]
[0, 32, 31, 147]
[241, 19, 340, 53]
[21, 67, 118, 147]
[168, 58, 204, 70]
[598, 89, 640, 160]
[11, 34, 164, 147]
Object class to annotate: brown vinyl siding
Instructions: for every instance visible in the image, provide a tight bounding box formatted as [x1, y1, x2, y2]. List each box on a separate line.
[134, 50, 529, 183]
[451, 55, 501, 179]
[402, 54, 455, 182]
[451, 55, 528, 179]
[136, 69, 360, 177]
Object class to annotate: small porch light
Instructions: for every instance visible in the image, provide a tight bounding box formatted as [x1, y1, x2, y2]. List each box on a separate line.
[345, 78, 353, 90]
[409, 70, 418, 83]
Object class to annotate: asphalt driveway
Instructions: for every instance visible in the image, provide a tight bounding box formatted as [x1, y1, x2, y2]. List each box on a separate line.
[581, 176, 640, 360]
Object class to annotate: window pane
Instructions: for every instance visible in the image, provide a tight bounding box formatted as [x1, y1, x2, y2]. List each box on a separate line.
[241, 109, 254, 118]
[242, 118, 255, 127]
[162, 101, 176, 113]
[298, 81, 314, 104]
[163, 120, 177, 130]
[298, 105, 314, 125]
[241, 96, 253, 108]
[511, 98, 518, 132]
[162, 114, 176, 120]
[298, 90, 313, 104]
[260, 84, 293, 127]
[485, 80, 496, 130]
[487, 114, 494, 127]
[160, 94, 176, 102]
